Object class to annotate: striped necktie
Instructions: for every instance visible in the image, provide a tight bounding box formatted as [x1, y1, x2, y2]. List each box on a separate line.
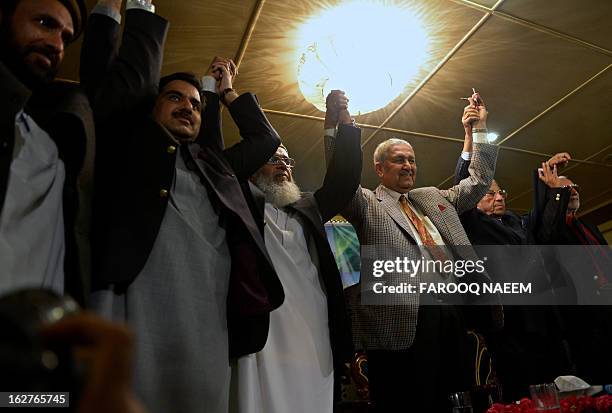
[400, 195, 448, 262]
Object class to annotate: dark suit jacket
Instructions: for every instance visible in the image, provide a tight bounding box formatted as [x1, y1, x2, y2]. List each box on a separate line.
[453, 156, 568, 333]
[0, 62, 95, 306]
[454, 156, 530, 245]
[530, 169, 612, 383]
[250, 123, 362, 370]
[80, 9, 284, 357]
[531, 170, 608, 246]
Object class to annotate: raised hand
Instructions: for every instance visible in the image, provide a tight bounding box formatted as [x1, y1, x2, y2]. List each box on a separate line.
[207, 56, 238, 106]
[538, 162, 563, 189]
[547, 152, 571, 169]
[325, 90, 350, 129]
[462, 91, 488, 134]
[207, 56, 237, 83]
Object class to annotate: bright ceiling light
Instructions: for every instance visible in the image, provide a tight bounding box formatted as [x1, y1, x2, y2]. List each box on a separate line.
[296, 1, 429, 115]
[487, 132, 499, 143]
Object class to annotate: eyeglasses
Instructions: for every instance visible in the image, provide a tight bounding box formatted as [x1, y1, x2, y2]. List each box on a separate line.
[267, 155, 295, 168]
[485, 189, 507, 198]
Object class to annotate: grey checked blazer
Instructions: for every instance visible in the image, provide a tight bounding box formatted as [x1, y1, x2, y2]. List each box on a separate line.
[342, 142, 499, 351]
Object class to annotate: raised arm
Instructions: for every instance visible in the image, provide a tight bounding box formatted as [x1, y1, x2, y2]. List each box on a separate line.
[441, 92, 498, 214]
[200, 89, 223, 148]
[79, 0, 123, 99]
[198, 57, 238, 150]
[315, 91, 362, 222]
[219, 64, 281, 180]
[453, 100, 479, 184]
[531, 153, 572, 243]
[317, 91, 368, 229]
[453, 156, 471, 185]
[80, 0, 169, 121]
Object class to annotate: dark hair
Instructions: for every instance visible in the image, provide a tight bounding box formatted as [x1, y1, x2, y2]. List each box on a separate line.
[159, 72, 202, 95]
[0, 0, 87, 40]
[0, 0, 19, 20]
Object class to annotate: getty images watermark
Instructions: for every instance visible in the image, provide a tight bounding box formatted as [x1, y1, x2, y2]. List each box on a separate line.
[358, 245, 612, 306]
[371, 256, 532, 297]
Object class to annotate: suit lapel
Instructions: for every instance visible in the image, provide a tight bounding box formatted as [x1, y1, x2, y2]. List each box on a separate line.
[375, 186, 415, 242]
[249, 181, 266, 218]
[289, 196, 321, 228]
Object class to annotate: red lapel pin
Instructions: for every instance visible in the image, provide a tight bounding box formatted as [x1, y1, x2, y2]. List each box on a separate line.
[438, 204, 446, 212]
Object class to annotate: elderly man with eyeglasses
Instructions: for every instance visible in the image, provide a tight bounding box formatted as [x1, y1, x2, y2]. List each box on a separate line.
[454, 113, 575, 400]
[455, 100, 527, 244]
[454, 97, 525, 243]
[229, 91, 361, 413]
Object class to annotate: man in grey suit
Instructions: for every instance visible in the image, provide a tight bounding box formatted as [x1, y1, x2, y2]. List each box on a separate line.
[340, 93, 499, 411]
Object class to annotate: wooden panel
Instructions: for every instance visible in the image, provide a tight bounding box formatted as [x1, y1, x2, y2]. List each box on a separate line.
[161, 0, 258, 75]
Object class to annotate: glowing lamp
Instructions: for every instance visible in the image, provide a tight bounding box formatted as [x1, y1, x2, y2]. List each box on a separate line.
[296, 1, 429, 115]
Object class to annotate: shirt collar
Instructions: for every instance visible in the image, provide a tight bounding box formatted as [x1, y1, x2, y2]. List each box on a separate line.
[16, 110, 32, 133]
[381, 185, 408, 201]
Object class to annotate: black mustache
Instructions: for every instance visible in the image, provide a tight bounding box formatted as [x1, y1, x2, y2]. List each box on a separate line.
[26, 45, 60, 68]
[173, 110, 193, 123]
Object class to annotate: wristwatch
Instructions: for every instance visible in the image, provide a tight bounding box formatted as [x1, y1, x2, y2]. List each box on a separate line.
[220, 88, 235, 105]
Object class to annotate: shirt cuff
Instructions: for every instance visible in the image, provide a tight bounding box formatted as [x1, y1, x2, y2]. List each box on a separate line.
[472, 131, 488, 144]
[324, 128, 337, 138]
[126, 0, 156, 13]
[200, 76, 217, 93]
[92, 3, 122, 24]
[461, 152, 472, 161]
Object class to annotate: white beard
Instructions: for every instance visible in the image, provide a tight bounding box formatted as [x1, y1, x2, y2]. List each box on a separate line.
[253, 174, 302, 208]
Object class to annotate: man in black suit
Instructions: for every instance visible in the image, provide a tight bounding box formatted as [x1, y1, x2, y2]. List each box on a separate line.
[534, 157, 612, 384]
[231, 91, 360, 412]
[0, 0, 93, 305]
[534, 154, 609, 246]
[454, 102, 573, 401]
[80, 1, 283, 412]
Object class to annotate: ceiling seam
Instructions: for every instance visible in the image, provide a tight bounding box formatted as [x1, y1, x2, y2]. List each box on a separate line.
[359, 0, 506, 151]
[434, 63, 612, 188]
[508, 191, 612, 218]
[447, 0, 494, 12]
[490, 11, 612, 57]
[263, 108, 612, 168]
[578, 194, 612, 218]
[263, 109, 464, 139]
[263, 111, 398, 134]
[504, 143, 612, 206]
[497, 63, 612, 146]
[234, 0, 266, 69]
[449, 0, 612, 57]
[436, 146, 612, 190]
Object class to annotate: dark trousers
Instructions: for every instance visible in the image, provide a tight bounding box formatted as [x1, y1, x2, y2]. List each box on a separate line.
[367, 305, 470, 413]
[485, 306, 573, 402]
[562, 305, 612, 385]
